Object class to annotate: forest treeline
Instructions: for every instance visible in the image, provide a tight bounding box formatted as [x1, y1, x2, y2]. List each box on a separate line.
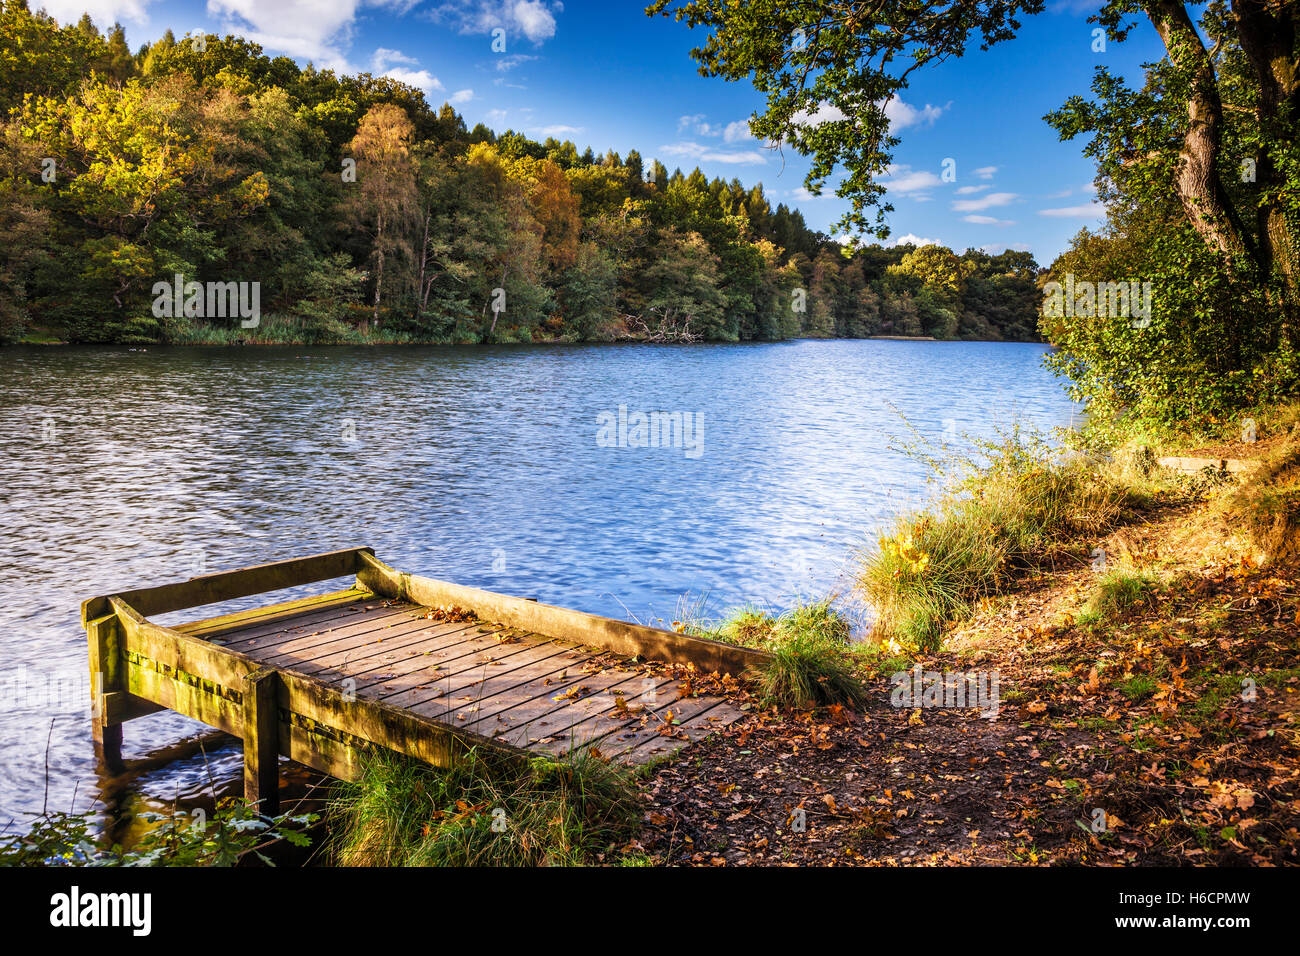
[0, 2, 1043, 346]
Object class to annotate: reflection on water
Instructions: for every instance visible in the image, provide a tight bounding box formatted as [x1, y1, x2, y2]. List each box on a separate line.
[0, 340, 1076, 827]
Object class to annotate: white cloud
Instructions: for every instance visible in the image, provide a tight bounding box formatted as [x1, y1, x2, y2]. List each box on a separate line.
[981, 242, 1032, 254]
[367, 48, 445, 95]
[207, 0, 365, 68]
[34, 0, 151, 24]
[495, 53, 537, 71]
[791, 102, 848, 128]
[890, 233, 942, 248]
[1038, 202, 1105, 218]
[530, 124, 583, 137]
[382, 67, 443, 95]
[973, 165, 999, 179]
[659, 141, 768, 165]
[723, 120, 754, 143]
[677, 114, 721, 137]
[485, 108, 508, 124]
[372, 47, 418, 69]
[952, 191, 1017, 212]
[430, 0, 561, 45]
[883, 96, 946, 131]
[955, 184, 990, 196]
[448, 88, 474, 105]
[962, 214, 1015, 226]
[883, 164, 945, 197]
[793, 186, 828, 201]
[512, 0, 557, 41]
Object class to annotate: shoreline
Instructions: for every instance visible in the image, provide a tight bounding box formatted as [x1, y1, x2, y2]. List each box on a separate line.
[8, 333, 1043, 348]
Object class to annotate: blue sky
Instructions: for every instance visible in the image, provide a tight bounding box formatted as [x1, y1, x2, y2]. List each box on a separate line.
[39, 0, 1171, 264]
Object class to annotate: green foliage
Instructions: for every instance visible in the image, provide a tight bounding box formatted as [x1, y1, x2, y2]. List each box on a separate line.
[859, 428, 1136, 652]
[1082, 568, 1158, 623]
[0, 5, 1042, 346]
[329, 748, 640, 867]
[700, 600, 866, 709]
[650, 0, 1299, 429]
[759, 630, 867, 709]
[0, 798, 316, 867]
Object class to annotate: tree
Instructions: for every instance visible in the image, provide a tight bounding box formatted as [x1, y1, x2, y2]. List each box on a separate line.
[530, 159, 581, 272]
[344, 104, 418, 328]
[0, 121, 49, 341]
[648, 0, 1298, 315]
[18, 74, 265, 341]
[641, 229, 726, 340]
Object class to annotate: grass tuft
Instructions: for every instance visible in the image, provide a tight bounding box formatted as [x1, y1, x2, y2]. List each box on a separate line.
[329, 747, 641, 867]
[699, 599, 867, 709]
[858, 427, 1137, 652]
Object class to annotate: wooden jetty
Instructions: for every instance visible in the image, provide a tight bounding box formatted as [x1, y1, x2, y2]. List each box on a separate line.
[82, 548, 768, 813]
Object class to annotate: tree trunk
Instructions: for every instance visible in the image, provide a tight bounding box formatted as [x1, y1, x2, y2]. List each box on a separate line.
[372, 210, 385, 329]
[1232, 0, 1300, 341]
[413, 207, 430, 323]
[1145, 2, 1257, 267]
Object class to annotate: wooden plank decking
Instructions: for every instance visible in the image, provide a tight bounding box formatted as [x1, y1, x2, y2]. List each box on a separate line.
[182, 589, 743, 764]
[82, 548, 769, 813]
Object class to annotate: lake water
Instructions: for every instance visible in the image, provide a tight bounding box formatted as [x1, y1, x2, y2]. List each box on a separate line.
[0, 340, 1077, 828]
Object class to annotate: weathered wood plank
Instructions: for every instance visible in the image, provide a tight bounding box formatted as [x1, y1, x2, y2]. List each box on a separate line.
[514, 671, 688, 755]
[111, 596, 257, 689]
[123, 656, 244, 735]
[83, 547, 368, 622]
[265, 619, 492, 678]
[175, 587, 372, 639]
[483, 666, 656, 748]
[275, 669, 527, 769]
[219, 603, 420, 661]
[345, 625, 556, 697]
[358, 552, 770, 677]
[376, 637, 582, 713]
[436, 650, 649, 734]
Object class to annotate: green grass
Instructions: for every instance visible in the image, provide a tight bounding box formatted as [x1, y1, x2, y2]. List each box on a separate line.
[759, 630, 868, 709]
[858, 428, 1138, 653]
[329, 747, 641, 867]
[1117, 673, 1158, 702]
[697, 599, 868, 709]
[1083, 568, 1158, 622]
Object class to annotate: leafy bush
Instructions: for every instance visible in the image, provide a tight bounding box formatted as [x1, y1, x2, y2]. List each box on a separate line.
[0, 798, 315, 867]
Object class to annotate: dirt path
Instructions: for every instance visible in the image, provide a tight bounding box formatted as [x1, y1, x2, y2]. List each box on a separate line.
[634, 492, 1300, 866]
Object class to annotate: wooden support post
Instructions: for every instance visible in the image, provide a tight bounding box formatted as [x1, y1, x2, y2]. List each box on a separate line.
[86, 617, 124, 770]
[242, 668, 280, 816]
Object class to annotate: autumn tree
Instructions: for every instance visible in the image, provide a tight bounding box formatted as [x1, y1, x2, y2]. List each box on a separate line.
[344, 103, 418, 328]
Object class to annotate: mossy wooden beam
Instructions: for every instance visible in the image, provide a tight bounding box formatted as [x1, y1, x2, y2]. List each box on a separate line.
[82, 547, 369, 622]
[357, 552, 771, 678]
[110, 596, 258, 688]
[242, 669, 281, 815]
[277, 668, 527, 770]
